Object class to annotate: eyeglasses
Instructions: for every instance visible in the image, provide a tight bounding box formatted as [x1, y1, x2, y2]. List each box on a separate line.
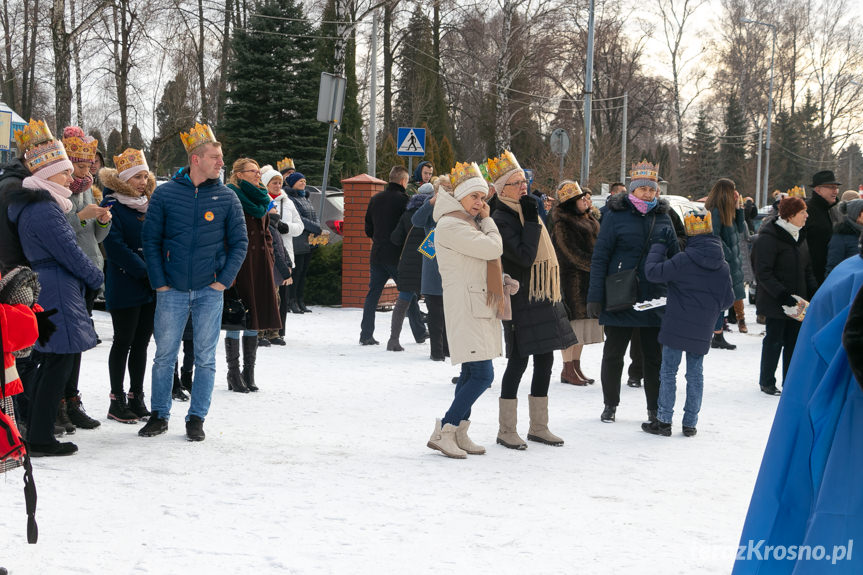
[239, 169, 261, 176]
[505, 179, 528, 188]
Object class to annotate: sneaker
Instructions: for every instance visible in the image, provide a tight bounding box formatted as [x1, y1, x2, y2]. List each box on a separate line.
[127, 391, 151, 420]
[107, 394, 139, 424]
[269, 337, 286, 346]
[29, 441, 78, 457]
[642, 420, 672, 436]
[186, 415, 205, 442]
[66, 394, 101, 429]
[359, 336, 379, 346]
[760, 385, 781, 396]
[682, 426, 697, 437]
[600, 405, 616, 423]
[138, 413, 169, 437]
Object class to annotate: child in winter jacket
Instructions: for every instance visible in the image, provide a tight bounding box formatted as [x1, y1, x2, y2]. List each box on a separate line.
[642, 211, 735, 437]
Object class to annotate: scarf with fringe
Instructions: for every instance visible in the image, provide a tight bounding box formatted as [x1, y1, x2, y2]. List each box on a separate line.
[498, 195, 561, 303]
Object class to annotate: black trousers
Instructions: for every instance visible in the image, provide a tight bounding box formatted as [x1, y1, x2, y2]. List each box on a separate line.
[108, 302, 155, 396]
[759, 317, 801, 388]
[278, 284, 290, 336]
[601, 325, 661, 410]
[28, 352, 81, 444]
[289, 252, 311, 305]
[628, 327, 643, 380]
[424, 294, 448, 359]
[500, 334, 555, 399]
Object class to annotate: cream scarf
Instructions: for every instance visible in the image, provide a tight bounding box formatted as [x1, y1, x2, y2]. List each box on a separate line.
[498, 195, 561, 302]
[22, 176, 73, 214]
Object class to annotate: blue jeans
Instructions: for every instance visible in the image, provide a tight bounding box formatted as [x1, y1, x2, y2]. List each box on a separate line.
[151, 287, 223, 421]
[442, 360, 494, 426]
[657, 346, 704, 427]
[225, 330, 257, 339]
[360, 261, 424, 339]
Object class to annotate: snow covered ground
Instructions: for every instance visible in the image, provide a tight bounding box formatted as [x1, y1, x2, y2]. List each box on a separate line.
[1, 303, 777, 574]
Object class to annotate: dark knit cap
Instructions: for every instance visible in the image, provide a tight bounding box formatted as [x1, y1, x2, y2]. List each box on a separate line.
[286, 172, 306, 188]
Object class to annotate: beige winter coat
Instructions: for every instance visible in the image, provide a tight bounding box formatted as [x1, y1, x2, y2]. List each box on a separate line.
[433, 192, 504, 365]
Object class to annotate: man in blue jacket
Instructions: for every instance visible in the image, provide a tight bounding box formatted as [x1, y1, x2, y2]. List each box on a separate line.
[139, 124, 248, 441]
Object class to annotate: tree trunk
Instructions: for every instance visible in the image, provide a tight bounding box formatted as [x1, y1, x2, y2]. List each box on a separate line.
[495, 2, 514, 150]
[382, 0, 395, 137]
[216, 0, 233, 123]
[51, 0, 73, 131]
[197, 0, 207, 122]
[1, 0, 15, 107]
[71, 0, 83, 128]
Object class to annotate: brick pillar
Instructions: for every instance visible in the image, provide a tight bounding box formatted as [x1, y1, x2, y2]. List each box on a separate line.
[341, 174, 399, 308]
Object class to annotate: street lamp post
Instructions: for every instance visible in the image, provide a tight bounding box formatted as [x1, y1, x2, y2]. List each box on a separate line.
[741, 18, 776, 208]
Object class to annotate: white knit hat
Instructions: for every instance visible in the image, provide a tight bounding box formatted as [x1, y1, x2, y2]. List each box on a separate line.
[260, 165, 282, 187]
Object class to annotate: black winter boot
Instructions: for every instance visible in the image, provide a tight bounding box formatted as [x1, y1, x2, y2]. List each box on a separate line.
[642, 420, 672, 436]
[289, 300, 304, 314]
[127, 391, 151, 419]
[298, 300, 311, 313]
[56, 399, 76, 435]
[600, 405, 616, 423]
[107, 393, 139, 424]
[646, 409, 658, 424]
[241, 335, 259, 392]
[226, 338, 248, 393]
[172, 362, 189, 401]
[711, 332, 737, 350]
[387, 299, 409, 351]
[180, 370, 193, 392]
[66, 394, 101, 429]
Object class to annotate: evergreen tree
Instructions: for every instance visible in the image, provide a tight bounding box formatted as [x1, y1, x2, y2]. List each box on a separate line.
[437, 136, 455, 175]
[90, 129, 104, 151]
[316, 0, 366, 181]
[772, 110, 804, 193]
[837, 143, 863, 189]
[376, 133, 404, 180]
[106, 129, 122, 166]
[720, 94, 748, 185]
[152, 73, 198, 175]
[129, 124, 146, 153]
[394, 8, 450, 146]
[680, 110, 719, 199]
[221, 0, 329, 181]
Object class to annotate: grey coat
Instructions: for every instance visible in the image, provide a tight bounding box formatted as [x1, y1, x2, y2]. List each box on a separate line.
[65, 186, 110, 270]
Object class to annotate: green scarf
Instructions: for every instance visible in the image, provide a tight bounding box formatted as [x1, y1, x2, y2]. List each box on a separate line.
[229, 179, 270, 218]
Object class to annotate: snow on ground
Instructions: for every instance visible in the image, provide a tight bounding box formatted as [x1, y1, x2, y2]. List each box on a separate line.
[1, 303, 777, 574]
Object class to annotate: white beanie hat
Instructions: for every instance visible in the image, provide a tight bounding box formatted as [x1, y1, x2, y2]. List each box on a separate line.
[450, 162, 488, 201]
[260, 165, 282, 187]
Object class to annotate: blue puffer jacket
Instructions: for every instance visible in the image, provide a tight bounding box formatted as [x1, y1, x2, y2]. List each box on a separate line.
[710, 207, 746, 300]
[411, 195, 443, 296]
[100, 169, 155, 311]
[587, 193, 679, 327]
[7, 185, 103, 354]
[644, 234, 735, 355]
[142, 169, 248, 291]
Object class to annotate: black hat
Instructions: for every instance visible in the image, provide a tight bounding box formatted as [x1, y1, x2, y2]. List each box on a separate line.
[811, 170, 840, 188]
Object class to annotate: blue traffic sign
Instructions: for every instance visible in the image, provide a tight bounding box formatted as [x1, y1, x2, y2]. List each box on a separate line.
[397, 127, 426, 157]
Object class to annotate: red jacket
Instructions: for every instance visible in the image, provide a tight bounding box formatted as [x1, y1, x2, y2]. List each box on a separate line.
[1, 303, 39, 398]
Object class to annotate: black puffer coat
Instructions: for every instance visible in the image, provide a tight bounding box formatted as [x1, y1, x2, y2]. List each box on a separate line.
[390, 193, 427, 293]
[492, 199, 577, 358]
[751, 217, 818, 320]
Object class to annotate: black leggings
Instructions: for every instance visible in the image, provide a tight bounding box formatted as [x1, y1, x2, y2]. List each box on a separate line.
[278, 284, 290, 336]
[423, 294, 448, 359]
[500, 339, 555, 399]
[108, 302, 155, 395]
[289, 252, 311, 304]
[28, 352, 81, 444]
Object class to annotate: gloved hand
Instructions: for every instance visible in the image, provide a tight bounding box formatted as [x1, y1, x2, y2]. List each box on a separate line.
[586, 302, 602, 319]
[34, 308, 58, 346]
[277, 221, 291, 234]
[519, 194, 539, 223]
[782, 294, 798, 307]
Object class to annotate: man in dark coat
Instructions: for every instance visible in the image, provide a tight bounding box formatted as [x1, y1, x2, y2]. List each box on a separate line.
[139, 129, 248, 441]
[359, 165, 423, 345]
[805, 170, 841, 285]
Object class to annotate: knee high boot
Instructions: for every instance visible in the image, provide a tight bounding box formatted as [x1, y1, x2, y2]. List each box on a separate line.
[734, 299, 748, 333]
[527, 395, 564, 446]
[387, 299, 409, 351]
[226, 338, 248, 393]
[241, 335, 259, 392]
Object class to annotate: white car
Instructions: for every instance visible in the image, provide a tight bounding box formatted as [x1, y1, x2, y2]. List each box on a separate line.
[590, 193, 705, 221]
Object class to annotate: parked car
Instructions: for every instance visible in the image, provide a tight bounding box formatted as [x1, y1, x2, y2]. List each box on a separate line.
[306, 185, 344, 242]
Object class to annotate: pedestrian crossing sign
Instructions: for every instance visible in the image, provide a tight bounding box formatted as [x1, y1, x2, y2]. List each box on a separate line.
[397, 127, 426, 157]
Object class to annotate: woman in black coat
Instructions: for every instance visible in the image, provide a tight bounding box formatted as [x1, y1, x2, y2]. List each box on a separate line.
[490, 155, 576, 450]
[752, 197, 818, 396]
[386, 185, 430, 352]
[284, 172, 321, 313]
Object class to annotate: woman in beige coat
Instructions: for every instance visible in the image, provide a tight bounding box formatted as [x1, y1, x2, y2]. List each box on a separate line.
[427, 162, 505, 459]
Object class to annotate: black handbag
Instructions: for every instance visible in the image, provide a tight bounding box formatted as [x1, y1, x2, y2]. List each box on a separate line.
[604, 214, 656, 312]
[221, 287, 248, 331]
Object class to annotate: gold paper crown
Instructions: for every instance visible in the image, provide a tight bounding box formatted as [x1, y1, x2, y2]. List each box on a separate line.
[485, 150, 522, 183]
[557, 181, 585, 204]
[180, 122, 217, 153]
[786, 185, 805, 198]
[684, 210, 713, 236]
[114, 148, 148, 175]
[277, 157, 295, 172]
[450, 162, 485, 190]
[63, 136, 99, 163]
[13, 119, 54, 152]
[630, 159, 659, 182]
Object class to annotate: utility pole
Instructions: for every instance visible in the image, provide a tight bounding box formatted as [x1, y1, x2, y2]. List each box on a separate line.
[619, 91, 628, 183]
[755, 126, 763, 207]
[580, 0, 595, 187]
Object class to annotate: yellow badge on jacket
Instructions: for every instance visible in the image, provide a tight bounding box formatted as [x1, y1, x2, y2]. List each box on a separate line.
[204, 211, 214, 222]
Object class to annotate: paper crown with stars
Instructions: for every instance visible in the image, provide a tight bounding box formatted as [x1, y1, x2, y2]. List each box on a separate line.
[450, 162, 489, 200]
[684, 210, 713, 236]
[277, 157, 295, 173]
[485, 150, 522, 185]
[180, 122, 218, 153]
[13, 119, 73, 176]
